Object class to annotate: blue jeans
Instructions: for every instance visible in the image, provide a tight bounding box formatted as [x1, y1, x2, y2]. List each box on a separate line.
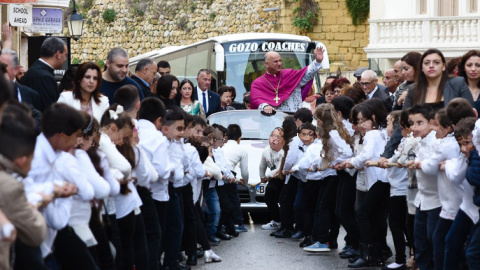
[444, 209, 475, 270]
[203, 186, 220, 236]
[466, 220, 480, 270]
[414, 207, 441, 270]
[432, 217, 452, 270]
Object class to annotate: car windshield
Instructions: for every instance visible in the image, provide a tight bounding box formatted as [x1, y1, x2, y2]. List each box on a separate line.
[208, 110, 288, 140]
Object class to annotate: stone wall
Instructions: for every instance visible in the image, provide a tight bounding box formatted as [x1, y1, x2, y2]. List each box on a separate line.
[70, 0, 369, 70]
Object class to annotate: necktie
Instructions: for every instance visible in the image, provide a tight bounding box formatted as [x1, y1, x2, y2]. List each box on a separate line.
[202, 92, 207, 113]
[298, 146, 304, 152]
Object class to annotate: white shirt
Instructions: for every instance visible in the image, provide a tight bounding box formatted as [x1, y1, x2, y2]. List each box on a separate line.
[98, 151, 121, 215]
[197, 87, 209, 113]
[222, 140, 249, 183]
[366, 86, 378, 100]
[179, 143, 205, 187]
[168, 140, 185, 188]
[28, 133, 71, 257]
[258, 61, 322, 112]
[414, 131, 442, 211]
[445, 154, 480, 223]
[259, 145, 284, 179]
[212, 147, 233, 186]
[386, 136, 408, 197]
[137, 119, 171, 201]
[342, 119, 355, 137]
[298, 140, 333, 181]
[348, 129, 388, 191]
[283, 136, 302, 181]
[421, 133, 462, 219]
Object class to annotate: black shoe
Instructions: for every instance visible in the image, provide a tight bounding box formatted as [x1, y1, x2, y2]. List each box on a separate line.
[208, 235, 221, 245]
[329, 241, 338, 250]
[348, 257, 370, 268]
[291, 230, 304, 240]
[216, 231, 232, 240]
[299, 236, 314, 247]
[270, 228, 285, 237]
[226, 229, 240, 237]
[275, 229, 293, 238]
[186, 254, 197, 266]
[348, 243, 371, 268]
[196, 248, 204, 258]
[164, 264, 191, 270]
[340, 248, 359, 259]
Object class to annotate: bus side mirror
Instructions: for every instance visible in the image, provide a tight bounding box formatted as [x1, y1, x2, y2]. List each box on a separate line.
[214, 43, 225, 72]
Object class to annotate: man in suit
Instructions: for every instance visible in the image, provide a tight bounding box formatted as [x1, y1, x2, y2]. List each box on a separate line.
[383, 69, 400, 96]
[360, 69, 392, 111]
[193, 69, 222, 117]
[131, 58, 157, 98]
[0, 50, 41, 110]
[20, 37, 67, 112]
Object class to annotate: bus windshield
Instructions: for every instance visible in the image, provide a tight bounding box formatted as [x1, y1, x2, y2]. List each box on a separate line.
[220, 40, 318, 102]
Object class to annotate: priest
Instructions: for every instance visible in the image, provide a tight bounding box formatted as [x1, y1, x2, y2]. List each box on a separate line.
[250, 47, 324, 113]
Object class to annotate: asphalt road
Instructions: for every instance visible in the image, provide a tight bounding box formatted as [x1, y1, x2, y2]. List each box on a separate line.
[192, 216, 397, 270]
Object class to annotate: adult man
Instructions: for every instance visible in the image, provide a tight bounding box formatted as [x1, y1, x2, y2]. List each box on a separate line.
[131, 58, 157, 98]
[193, 69, 222, 117]
[16, 65, 26, 81]
[392, 60, 410, 110]
[353, 67, 368, 82]
[360, 70, 392, 111]
[383, 69, 400, 95]
[99, 48, 144, 104]
[157, 60, 171, 75]
[20, 37, 67, 112]
[0, 50, 41, 110]
[250, 47, 324, 113]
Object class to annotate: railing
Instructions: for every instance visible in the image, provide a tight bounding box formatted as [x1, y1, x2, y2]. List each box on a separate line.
[367, 16, 480, 49]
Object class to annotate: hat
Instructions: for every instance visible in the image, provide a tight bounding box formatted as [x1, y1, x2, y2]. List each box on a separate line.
[353, 67, 368, 78]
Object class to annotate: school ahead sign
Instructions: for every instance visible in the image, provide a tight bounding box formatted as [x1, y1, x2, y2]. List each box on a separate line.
[9, 4, 32, 27]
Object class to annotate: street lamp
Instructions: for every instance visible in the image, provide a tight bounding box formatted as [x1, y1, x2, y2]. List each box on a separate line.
[68, 0, 84, 40]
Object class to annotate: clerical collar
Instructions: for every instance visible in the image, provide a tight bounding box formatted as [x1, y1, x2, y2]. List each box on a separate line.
[266, 71, 281, 78]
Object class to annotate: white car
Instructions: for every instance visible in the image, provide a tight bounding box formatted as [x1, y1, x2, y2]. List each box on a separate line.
[207, 110, 289, 211]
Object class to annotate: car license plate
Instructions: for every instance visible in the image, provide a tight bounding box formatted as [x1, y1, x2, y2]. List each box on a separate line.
[256, 183, 267, 195]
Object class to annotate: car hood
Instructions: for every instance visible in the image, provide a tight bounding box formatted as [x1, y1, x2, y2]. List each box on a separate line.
[231, 139, 269, 186]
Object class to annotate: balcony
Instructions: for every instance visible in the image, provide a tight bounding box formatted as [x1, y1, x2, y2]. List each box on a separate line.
[365, 16, 480, 59]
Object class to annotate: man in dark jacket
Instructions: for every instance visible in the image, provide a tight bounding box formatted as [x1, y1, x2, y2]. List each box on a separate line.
[131, 58, 157, 98]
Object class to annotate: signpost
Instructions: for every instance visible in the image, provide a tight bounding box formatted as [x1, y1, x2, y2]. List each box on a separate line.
[24, 8, 63, 34]
[9, 4, 32, 27]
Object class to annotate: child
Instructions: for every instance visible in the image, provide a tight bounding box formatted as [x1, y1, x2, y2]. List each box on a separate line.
[260, 127, 285, 230]
[331, 95, 355, 136]
[382, 110, 409, 270]
[406, 104, 440, 270]
[419, 108, 461, 270]
[385, 109, 420, 268]
[302, 103, 353, 253]
[343, 102, 389, 268]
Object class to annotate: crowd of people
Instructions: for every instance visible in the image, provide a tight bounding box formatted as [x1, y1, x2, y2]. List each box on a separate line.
[2, 30, 480, 270]
[255, 47, 480, 270]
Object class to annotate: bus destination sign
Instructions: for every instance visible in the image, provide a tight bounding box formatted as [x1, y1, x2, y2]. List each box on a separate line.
[227, 41, 308, 54]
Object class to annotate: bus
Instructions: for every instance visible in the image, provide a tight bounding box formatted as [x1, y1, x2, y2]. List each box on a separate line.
[128, 33, 330, 103]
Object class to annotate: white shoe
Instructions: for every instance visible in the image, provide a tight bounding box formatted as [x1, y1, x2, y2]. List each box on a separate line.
[204, 249, 222, 263]
[262, 220, 281, 230]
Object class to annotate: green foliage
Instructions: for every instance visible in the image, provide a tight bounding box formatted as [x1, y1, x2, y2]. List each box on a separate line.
[96, 59, 105, 69]
[292, 0, 318, 33]
[190, 2, 197, 12]
[210, 12, 216, 20]
[72, 58, 82, 65]
[346, 0, 370, 26]
[80, 0, 94, 11]
[102, 8, 116, 23]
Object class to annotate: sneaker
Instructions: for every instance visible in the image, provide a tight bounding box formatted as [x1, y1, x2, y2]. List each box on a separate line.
[291, 230, 304, 240]
[303, 241, 331, 252]
[381, 262, 405, 270]
[262, 220, 281, 230]
[204, 250, 222, 263]
[235, 224, 249, 232]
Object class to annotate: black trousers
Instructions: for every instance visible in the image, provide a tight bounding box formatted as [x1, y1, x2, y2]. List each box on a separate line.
[154, 200, 167, 265]
[117, 211, 136, 270]
[53, 226, 100, 270]
[14, 240, 48, 270]
[216, 185, 236, 233]
[279, 175, 299, 230]
[264, 178, 283, 222]
[316, 176, 340, 244]
[102, 213, 123, 270]
[336, 170, 359, 248]
[304, 179, 327, 238]
[89, 208, 115, 270]
[389, 195, 407, 264]
[195, 202, 211, 251]
[163, 185, 184, 267]
[224, 182, 244, 225]
[179, 185, 197, 257]
[357, 181, 390, 244]
[137, 186, 161, 270]
[133, 213, 149, 270]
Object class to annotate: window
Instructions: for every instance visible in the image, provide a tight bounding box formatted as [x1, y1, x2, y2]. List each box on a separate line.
[439, 0, 459, 16]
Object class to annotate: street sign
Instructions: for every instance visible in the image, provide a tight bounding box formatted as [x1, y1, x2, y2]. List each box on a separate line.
[24, 8, 63, 34]
[9, 4, 32, 27]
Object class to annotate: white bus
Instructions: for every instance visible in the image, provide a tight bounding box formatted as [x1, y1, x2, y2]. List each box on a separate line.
[129, 33, 330, 102]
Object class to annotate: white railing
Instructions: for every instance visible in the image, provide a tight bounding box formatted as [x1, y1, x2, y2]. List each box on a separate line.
[367, 16, 480, 49]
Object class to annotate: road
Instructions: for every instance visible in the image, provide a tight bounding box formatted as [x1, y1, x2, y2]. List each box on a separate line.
[192, 217, 397, 270]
